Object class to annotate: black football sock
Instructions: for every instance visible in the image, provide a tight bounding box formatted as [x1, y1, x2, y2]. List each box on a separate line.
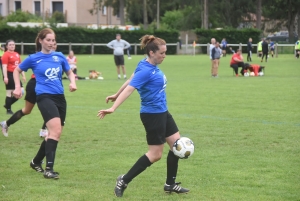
[122, 154, 152, 184]
[166, 150, 179, 185]
[73, 69, 77, 74]
[45, 139, 58, 171]
[41, 122, 47, 129]
[5, 96, 12, 110]
[10, 96, 19, 105]
[33, 140, 46, 164]
[6, 109, 25, 127]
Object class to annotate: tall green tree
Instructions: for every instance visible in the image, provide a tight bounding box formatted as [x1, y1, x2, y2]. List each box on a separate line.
[263, 0, 300, 42]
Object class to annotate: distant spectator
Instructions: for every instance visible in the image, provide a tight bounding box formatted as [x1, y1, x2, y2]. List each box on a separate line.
[107, 33, 130, 79]
[127, 46, 132, 59]
[247, 38, 252, 62]
[211, 42, 222, 77]
[230, 49, 245, 77]
[257, 38, 263, 57]
[66, 50, 77, 75]
[261, 38, 269, 62]
[269, 39, 275, 58]
[229, 47, 235, 54]
[295, 39, 300, 59]
[209, 38, 216, 76]
[221, 38, 227, 57]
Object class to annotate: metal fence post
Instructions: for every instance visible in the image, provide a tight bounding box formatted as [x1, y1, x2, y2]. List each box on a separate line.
[134, 43, 137, 55]
[207, 43, 210, 56]
[69, 42, 71, 52]
[91, 43, 94, 55]
[176, 42, 179, 55]
[275, 43, 278, 58]
[239, 43, 242, 50]
[21, 42, 24, 55]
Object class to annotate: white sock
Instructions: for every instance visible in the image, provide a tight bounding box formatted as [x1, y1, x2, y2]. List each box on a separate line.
[118, 74, 121, 78]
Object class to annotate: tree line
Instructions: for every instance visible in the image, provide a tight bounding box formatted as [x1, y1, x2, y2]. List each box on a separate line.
[91, 0, 300, 42]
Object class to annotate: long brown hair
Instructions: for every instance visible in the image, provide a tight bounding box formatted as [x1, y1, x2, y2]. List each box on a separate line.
[35, 28, 55, 52]
[140, 35, 166, 56]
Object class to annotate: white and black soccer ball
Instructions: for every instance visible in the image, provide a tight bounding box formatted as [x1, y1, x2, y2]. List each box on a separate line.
[259, 71, 264, 76]
[244, 72, 249, 77]
[173, 137, 194, 159]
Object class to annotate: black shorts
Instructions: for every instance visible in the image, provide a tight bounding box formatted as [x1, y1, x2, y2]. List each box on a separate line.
[114, 55, 124, 66]
[5, 72, 23, 90]
[222, 46, 226, 50]
[25, 78, 36, 104]
[37, 94, 66, 126]
[140, 111, 179, 145]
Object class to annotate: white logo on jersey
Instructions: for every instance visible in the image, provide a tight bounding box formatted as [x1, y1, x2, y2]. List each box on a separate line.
[159, 75, 167, 93]
[152, 70, 155, 74]
[52, 56, 59, 62]
[36, 59, 42, 63]
[45, 67, 60, 81]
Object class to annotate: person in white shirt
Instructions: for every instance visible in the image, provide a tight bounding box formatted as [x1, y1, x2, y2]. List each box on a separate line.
[107, 34, 130, 79]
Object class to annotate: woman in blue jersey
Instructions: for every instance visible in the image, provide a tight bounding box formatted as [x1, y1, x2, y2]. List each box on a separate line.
[13, 28, 77, 179]
[1, 42, 57, 137]
[98, 35, 189, 197]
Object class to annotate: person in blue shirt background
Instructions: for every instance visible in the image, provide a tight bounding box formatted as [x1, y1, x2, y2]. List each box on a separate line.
[221, 38, 227, 57]
[13, 28, 77, 179]
[269, 39, 275, 58]
[98, 35, 189, 197]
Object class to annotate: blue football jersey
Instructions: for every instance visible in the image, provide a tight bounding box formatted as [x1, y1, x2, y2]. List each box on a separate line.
[130, 59, 167, 113]
[19, 51, 70, 95]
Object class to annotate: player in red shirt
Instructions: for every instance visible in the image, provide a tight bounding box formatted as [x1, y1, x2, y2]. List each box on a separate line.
[244, 63, 264, 76]
[230, 49, 246, 77]
[1, 39, 26, 114]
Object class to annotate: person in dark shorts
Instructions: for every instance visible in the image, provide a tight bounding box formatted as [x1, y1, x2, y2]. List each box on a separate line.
[13, 28, 77, 180]
[107, 34, 131, 79]
[98, 35, 190, 197]
[1, 39, 26, 115]
[1, 42, 57, 137]
[261, 38, 269, 62]
[247, 38, 253, 62]
[221, 38, 227, 57]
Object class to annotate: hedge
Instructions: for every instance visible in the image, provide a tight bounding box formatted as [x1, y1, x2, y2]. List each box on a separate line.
[194, 28, 262, 53]
[0, 25, 179, 54]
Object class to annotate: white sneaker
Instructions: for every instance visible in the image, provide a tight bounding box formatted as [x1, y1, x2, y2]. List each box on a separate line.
[128, 57, 132, 60]
[1, 121, 9, 137]
[39, 129, 48, 137]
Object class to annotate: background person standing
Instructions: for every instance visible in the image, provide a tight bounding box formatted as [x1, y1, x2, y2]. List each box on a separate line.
[261, 38, 269, 62]
[247, 38, 253, 62]
[107, 34, 130, 79]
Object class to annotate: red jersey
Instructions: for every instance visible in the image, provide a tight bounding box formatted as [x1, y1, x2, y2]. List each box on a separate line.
[249, 64, 260, 76]
[1, 51, 21, 72]
[230, 53, 242, 65]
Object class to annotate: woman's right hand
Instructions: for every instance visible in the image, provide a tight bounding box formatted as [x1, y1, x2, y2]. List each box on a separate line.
[106, 94, 118, 103]
[3, 77, 8, 84]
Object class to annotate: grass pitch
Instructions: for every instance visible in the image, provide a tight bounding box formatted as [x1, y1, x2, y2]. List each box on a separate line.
[0, 54, 299, 201]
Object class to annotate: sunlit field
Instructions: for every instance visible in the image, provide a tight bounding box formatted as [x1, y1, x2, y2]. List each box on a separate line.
[0, 53, 299, 201]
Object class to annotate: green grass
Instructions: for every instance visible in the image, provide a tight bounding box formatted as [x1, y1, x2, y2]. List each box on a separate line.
[0, 54, 299, 201]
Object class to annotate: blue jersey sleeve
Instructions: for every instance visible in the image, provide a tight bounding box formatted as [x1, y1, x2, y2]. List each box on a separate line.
[130, 67, 150, 90]
[19, 56, 33, 72]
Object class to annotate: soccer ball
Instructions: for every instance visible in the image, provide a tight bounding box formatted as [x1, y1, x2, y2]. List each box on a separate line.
[173, 137, 194, 159]
[259, 71, 264, 76]
[244, 72, 249, 77]
[250, 72, 255, 76]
